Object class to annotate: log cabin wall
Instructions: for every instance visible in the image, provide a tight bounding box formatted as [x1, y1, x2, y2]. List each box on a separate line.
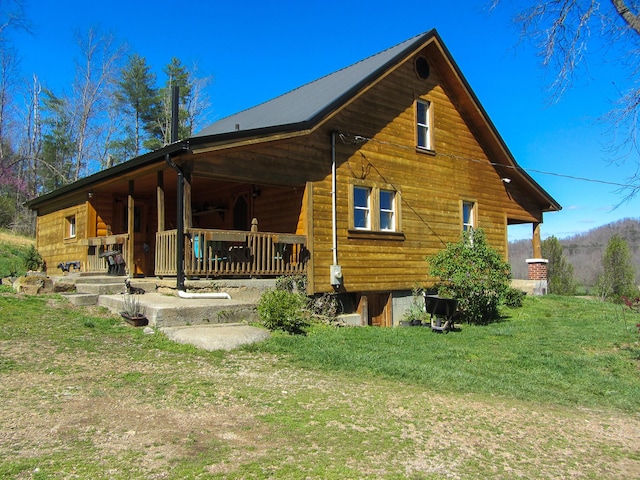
[305, 48, 546, 294]
[252, 185, 306, 234]
[91, 192, 114, 236]
[35, 199, 88, 273]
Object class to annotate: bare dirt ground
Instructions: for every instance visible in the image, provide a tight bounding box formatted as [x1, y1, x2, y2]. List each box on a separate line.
[2, 327, 640, 479]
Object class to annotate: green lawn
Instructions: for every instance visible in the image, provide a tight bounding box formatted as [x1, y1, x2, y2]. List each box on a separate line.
[253, 295, 640, 412]
[1, 293, 639, 479]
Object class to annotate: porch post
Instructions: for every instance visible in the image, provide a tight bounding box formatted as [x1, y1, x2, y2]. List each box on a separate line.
[184, 171, 192, 228]
[127, 180, 135, 275]
[157, 171, 165, 232]
[527, 222, 548, 295]
[532, 222, 542, 258]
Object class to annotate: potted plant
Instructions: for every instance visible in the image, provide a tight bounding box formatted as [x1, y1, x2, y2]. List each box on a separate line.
[120, 294, 148, 326]
[400, 286, 428, 326]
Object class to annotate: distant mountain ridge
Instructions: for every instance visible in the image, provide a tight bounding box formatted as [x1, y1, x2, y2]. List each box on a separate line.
[509, 217, 640, 285]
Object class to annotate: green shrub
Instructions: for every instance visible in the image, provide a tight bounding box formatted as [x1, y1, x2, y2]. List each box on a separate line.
[502, 287, 525, 308]
[274, 274, 307, 293]
[24, 245, 44, 271]
[257, 289, 309, 335]
[596, 234, 638, 302]
[429, 229, 511, 324]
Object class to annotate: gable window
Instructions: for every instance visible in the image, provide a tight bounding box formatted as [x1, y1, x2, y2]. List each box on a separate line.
[462, 201, 476, 232]
[416, 99, 432, 150]
[65, 214, 76, 239]
[353, 186, 371, 230]
[350, 183, 399, 234]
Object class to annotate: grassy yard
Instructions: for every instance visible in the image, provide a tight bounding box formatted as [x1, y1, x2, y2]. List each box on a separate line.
[1, 293, 639, 479]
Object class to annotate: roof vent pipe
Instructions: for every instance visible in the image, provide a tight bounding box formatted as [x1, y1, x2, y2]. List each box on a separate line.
[166, 85, 185, 291]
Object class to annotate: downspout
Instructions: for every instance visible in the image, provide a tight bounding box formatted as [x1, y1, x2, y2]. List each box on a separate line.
[165, 152, 185, 292]
[329, 131, 343, 287]
[331, 131, 338, 266]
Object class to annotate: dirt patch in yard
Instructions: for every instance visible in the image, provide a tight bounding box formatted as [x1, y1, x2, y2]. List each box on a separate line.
[1, 324, 639, 478]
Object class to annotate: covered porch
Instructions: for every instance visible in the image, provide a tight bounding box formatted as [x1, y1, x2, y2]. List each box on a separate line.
[83, 164, 309, 280]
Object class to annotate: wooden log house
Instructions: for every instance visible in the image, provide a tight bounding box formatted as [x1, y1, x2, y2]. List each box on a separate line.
[26, 30, 561, 326]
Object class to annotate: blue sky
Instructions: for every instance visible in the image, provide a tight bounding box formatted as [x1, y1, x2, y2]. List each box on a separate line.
[10, 0, 640, 241]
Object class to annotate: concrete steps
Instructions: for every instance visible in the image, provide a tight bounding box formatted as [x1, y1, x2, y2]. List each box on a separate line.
[98, 293, 258, 328]
[55, 275, 267, 328]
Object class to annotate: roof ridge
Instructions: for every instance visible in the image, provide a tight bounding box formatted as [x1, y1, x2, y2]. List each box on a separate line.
[194, 30, 434, 137]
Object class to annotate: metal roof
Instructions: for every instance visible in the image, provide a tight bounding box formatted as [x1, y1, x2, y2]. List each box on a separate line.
[26, 29, 560, 213]
[194, 31, 435, 138]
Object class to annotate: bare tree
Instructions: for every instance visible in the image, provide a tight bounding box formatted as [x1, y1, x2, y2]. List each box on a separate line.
[70, 27, 123, 180]
[492, 0, 640, 199]
[0, 0, 30, 39]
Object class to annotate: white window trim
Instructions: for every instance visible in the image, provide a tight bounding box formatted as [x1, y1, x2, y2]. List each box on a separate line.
[353, 186, 371, 230]
[65, 214, 77, 239]
[379, 189, 396, 232]
[416, 99, 433, 151]
[350, 183, 399, 233]
[462, 200, 476, 232]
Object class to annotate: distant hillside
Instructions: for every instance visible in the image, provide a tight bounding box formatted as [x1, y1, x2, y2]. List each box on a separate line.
[509, 218, 640, 286]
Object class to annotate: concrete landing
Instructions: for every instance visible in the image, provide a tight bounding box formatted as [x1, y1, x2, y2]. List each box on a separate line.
[160, 324, 270, 351]
[98, 292, 258, 328]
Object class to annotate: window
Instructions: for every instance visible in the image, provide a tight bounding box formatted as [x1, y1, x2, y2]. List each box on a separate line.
[462, 201, 476, 232]
[65, 215, 76, 238]
[379, 189, 396, 231]
[351, 184, 399, 233]
[353, 186, 371, 230]
[416, 99, 432, 150]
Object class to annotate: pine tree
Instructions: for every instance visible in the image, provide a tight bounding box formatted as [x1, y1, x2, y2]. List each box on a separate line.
[114, 54, 158, 157]
[542, 236, 576, 295]
[144, 57, 194, 151]
[40, 91, 76, 192]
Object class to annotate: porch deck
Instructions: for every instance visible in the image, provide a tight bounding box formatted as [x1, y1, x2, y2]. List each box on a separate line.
[85, 228, 308, 278]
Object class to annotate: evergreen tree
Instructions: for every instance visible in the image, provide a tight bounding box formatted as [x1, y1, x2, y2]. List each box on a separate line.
[542, 236, 576, 295]
[144, 57, 193, 151]
[597, 234, 638, 301]
[40, 91, 76, 192]
[114, 54, 158, 157]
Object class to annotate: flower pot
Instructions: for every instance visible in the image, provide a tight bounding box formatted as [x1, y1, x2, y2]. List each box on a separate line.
[120, 312, 148, 327]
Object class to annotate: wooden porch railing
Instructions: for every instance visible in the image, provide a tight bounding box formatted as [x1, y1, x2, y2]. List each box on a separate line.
[155, 228, 308, 278]
[82, 234, 129, 273]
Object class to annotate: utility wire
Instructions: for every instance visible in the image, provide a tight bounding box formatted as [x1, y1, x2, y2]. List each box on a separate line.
[338, 131, 638, 190]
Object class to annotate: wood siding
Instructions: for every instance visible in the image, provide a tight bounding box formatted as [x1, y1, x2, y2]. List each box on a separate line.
[306, 50, 548, 293]
[36, 202, 88, 273]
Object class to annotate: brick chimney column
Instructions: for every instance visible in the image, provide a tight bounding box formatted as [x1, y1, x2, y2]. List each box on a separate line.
[526, 258, 548, 295]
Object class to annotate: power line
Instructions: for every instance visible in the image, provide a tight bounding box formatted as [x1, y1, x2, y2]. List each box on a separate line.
[337, 131, 638, 190]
